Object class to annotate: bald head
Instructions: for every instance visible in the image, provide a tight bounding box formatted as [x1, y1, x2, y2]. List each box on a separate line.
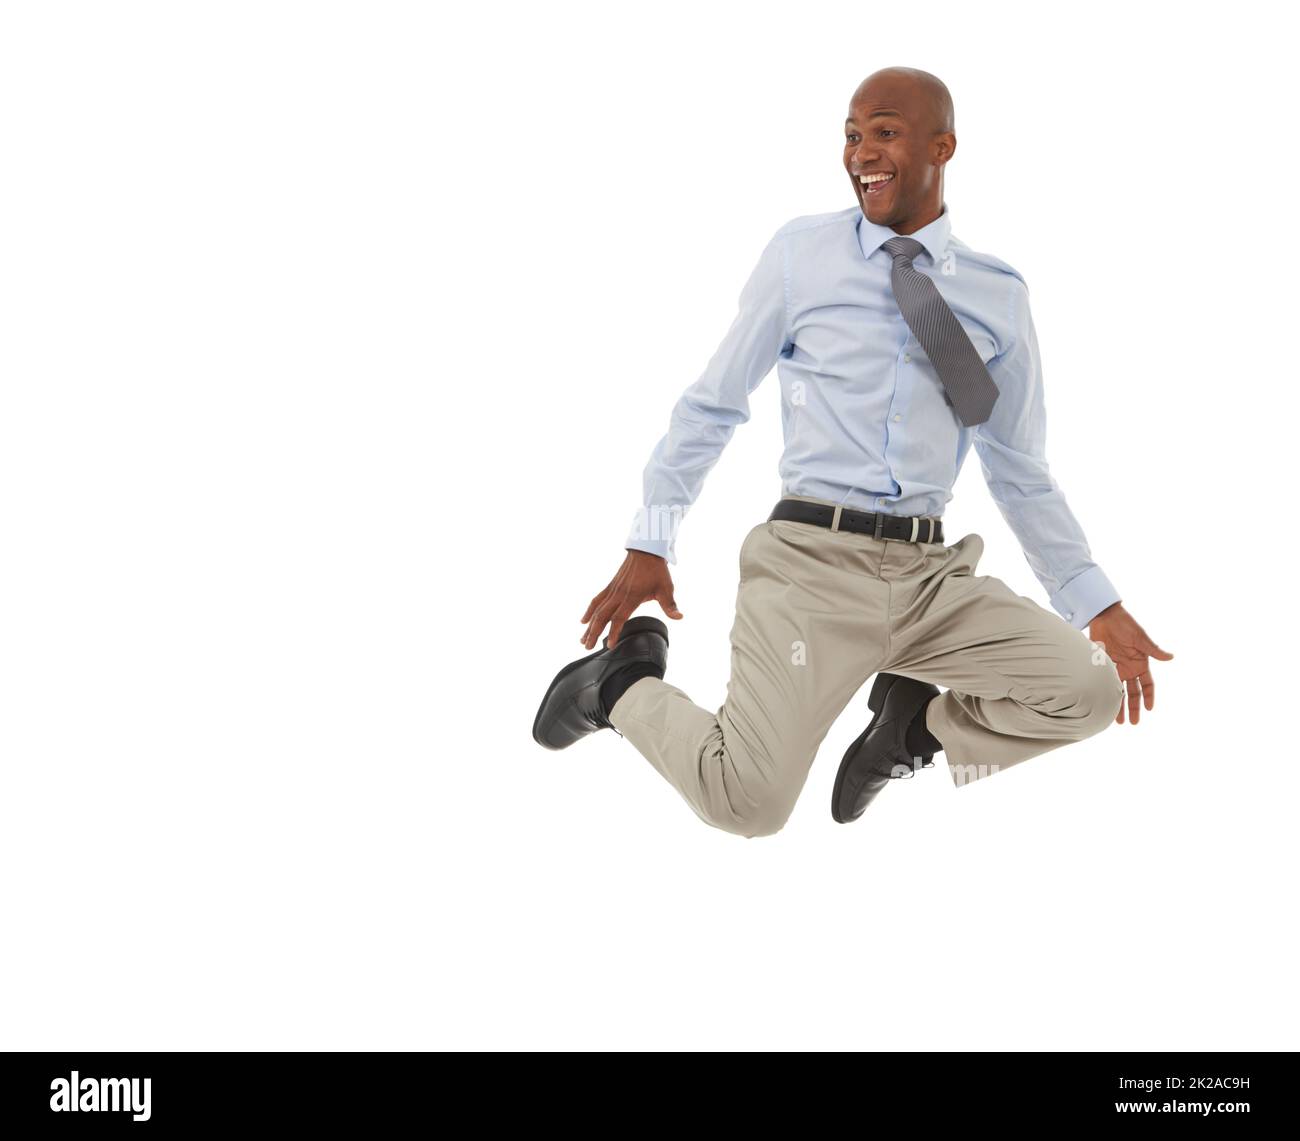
[843, 67, 957, 233]
[853, 67, 954, 134]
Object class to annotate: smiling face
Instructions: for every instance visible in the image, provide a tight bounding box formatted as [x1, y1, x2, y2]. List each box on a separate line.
[843, 70, 955, 234]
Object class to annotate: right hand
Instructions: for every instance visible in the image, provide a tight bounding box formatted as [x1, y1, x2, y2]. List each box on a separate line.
[580, 550, 683, 649]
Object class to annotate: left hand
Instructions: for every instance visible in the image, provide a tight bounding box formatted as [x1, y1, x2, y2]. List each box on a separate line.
[1087, 601, 1173, 725]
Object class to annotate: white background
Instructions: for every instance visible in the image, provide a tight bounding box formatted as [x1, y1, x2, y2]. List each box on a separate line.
[2, 1, 1296, 1050]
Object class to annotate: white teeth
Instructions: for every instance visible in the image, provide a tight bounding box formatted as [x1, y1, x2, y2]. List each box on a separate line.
[859, 173, 894, 184]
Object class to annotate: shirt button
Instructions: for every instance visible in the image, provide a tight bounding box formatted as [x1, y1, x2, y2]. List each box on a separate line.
[892, 414, 901, 422]
[904, 353, 912, 363]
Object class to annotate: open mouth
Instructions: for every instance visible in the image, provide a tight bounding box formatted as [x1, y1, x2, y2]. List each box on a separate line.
[858, 172, 895, 196]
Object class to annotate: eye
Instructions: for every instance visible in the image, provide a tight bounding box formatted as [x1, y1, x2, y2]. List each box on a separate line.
[845, 133, 860, 144]
[879, 129, 898, 139]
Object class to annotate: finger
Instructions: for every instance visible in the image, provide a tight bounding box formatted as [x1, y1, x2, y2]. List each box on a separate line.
[1126, 677, 1141, 725]
[656, 589, 683, 620]
[582, 601, 619, 649]
[1142, 638, 1174, 660]
[1140, 670, 1155, 711]
[607, 606, 638, 648]
[581, 589, 609, 625]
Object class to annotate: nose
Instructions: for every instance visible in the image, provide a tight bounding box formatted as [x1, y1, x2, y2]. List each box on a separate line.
[849, 140, 880, 172]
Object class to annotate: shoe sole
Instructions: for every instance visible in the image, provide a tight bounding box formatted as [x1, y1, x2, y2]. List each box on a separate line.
[531, 615, 669, 749]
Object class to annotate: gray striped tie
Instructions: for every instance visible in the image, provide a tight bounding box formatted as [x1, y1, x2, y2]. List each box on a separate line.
[882, 236, 999, 426]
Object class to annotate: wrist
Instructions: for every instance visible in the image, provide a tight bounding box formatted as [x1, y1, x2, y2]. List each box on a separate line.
[1089, 600, 1124, 626]
[626, 547, 666, 563]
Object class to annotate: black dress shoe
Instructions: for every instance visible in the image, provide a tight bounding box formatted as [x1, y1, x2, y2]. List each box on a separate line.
[532, 616, 669, 750]
[831, 672, 940, 824]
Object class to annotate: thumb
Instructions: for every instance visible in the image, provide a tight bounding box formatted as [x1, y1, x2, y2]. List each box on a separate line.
[1144, 638, 1174, 660]
[657, 590, 683, 620]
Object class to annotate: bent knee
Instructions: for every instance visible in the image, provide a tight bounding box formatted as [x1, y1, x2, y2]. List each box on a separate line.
[698, 788, 797, 839]
[691, 735, 804, 838]
[1063, 656, 1124, 737]
[735, 802, 794, 839]
[1089, 657, 1125, 728]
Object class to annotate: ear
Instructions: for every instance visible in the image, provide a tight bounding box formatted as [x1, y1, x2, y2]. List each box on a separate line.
[933, 131, 957, 168]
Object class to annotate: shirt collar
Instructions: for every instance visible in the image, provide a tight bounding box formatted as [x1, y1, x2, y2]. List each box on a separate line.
[856, 205, 952, 265]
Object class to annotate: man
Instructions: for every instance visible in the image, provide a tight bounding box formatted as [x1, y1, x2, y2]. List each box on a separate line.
[532, 67, 1172, 837]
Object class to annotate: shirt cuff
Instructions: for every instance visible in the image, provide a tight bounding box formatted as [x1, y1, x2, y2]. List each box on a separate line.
[625, 536, 674, 563]
[625, 506, 682, 565]
[1049, 565, 1121, 629]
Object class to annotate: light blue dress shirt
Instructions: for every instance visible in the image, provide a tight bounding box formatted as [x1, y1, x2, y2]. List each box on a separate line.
[624, 205, 1120, 630]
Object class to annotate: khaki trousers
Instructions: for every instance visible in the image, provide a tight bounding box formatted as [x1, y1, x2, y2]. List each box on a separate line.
[609, 497, 1125, 838]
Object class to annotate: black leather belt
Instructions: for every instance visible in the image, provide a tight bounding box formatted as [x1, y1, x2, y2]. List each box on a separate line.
[768, 498, 944, 544]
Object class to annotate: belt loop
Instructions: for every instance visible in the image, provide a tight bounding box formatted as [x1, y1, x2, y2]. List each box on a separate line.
[830, 505, 843, 533]
[909, 517, 919, 542]
[873, 512, 885, 540]
[927, 518, 936, 543]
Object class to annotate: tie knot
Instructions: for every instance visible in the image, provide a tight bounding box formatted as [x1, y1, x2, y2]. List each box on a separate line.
[882, 236, 925, 264]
